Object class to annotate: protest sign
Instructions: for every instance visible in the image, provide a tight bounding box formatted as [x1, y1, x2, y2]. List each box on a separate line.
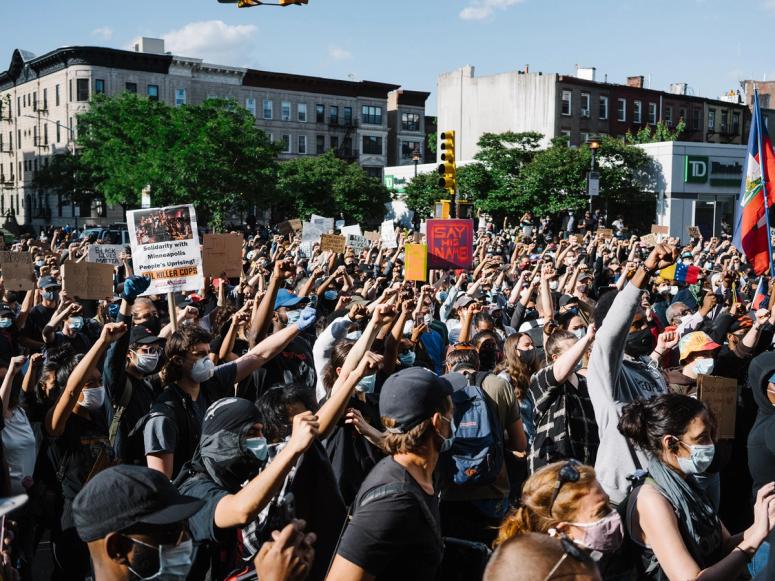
[698, 375, 737, 439]
[202, 233, 243, 278]
[651, 224, 669, 235]
[301, 222, 323, 244]
[640, 233, 658, 248]
[320, 234, 346, 254]
[596, 228, 613, 239]
[310, 214, 334, 233]
[87, 244, 125, 266]
[688, 226, 701, 239]
[278, 220, 302, 235]
[335, 219, 345, 231]
[426, 219, 474, 270]
[62, 261, 115, 300]
[340, 224, 363, 238]
[381, 220, 398, 249]
[405, 244, 428, 281]
[364, 231, 381, 244]
[126, 204, 204, 296]
[0, 252, 35, 291]
[346, 234, 369, 254]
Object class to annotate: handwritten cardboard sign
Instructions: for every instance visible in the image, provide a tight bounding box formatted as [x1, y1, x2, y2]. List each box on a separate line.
[405, 244, 428, 281]
[62, 261, 115, 300]
[320, 234, 346, 254]
[426, 219, 474, 270]
[364, 231, 381, 244]
[346, 234, 369, 254]
[688, 226, 701, 239]
[640, 233, 658, 247]
[87, 244, 125, 266]
[596, 228, 613, 239]
[202, 233, 243, 278]
[698, 374, 737, 440]
[651, 224, 669, 235]
[0, 252, 35, 291]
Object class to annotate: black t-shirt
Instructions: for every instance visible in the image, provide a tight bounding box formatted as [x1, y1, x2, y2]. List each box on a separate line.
[259, 335, 316, 395]
[26, 304, 56, 341]
[337, 457, 443, 580]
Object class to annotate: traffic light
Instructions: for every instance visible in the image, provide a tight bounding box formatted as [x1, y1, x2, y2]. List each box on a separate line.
[437, 130, 456, 193]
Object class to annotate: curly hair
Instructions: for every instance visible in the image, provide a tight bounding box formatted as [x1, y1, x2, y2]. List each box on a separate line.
[495, 334, 532, 399]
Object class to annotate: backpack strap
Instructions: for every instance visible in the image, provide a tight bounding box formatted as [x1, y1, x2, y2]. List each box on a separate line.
[109, 376, 134, 446]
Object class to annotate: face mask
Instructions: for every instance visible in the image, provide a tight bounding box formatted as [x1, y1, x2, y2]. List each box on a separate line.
[625, 328, 655, 358]
[572, 327, 586, 340]
[68, 316, 84, 331]
[518, 348, 537, 367]
[676, 441, 715, 475]
[576, 283, 588, 294]
[524, 308, 538, 321]
[285, 310, 301, 325]
[439, 415, 456, 453]
[399, 351, 416, 367]
[134, 352, 160, 374]
[324, 290, 338, 301]
[569, 511, 624, 553]
[190, 357, 215, 383]
[658, 285, 670, 294]
[355, 373, 377, 394]
[35, 260, 45, 268]
[423, 313, 433, 326]
[346, 330, 362, 341]
[549, 280, 559, 291]
[0, 318, 12, 329]
[42, 290, 58, 302]
[694, 358, 715, 375]
[704, 262, 713, 271]
[128, 538, 194, 581]
[244, 436, 269, 462]
[79, 385, 105, 410]
[669, 286, 679, 296]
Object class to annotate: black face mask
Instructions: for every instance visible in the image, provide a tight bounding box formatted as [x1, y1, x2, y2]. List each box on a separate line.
[625, 328, 655, 358]
[144, 315, 162, 336]
[524, 308, 539, 321]
[518, 348, 537, 367]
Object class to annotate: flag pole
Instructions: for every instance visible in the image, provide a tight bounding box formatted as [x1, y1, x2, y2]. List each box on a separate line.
[754, 87, 775, 278]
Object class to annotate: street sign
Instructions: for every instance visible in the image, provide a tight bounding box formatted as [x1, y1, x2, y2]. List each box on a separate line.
[588, 171, 600, 197]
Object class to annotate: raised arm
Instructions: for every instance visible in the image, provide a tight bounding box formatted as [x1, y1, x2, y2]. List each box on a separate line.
[552, 324, 595, 383]
[1, 356, 26, 417]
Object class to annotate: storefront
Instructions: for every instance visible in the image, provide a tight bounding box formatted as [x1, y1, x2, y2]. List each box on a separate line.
[638, 141, 745, 243]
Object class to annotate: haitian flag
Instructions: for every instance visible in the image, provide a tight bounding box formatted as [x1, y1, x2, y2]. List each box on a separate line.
[753, 276, 769, 310]
[658, 263, 701, 284]
[733, 90, 775, 276]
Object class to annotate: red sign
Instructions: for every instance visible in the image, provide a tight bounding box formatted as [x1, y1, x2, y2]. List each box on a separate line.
[426, 219, 474, 270]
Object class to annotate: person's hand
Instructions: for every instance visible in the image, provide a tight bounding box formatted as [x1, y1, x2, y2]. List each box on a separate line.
[8, 355, 27, 373]
[255, 520, 316, 581]
[540, 263, 555, 281]
[348, 304, 368, 321]
[100, 322, 127, 344]
[354, 352, 383, 380]
[745, 482, 775, 547]
[295, 306, 317, 331]
[177, 306, 199, 321]
[372, 303, 396, 326]
[456, 272, 467, 288]
[288, 411, 319, 456]
[273, 259, 294, 280]
[122, 275, 151, 302]
[411, 322, 428, 343]
[644, 244, 679, 272]
[701, 293, 717, 313]
[0, 550, 19, 581]
[28, 353, 43, 368]
[466, 302, 482, 316]
[657, 330, 679, 352]
[401, 299, 416, 314]
[345, 407, 379, 438]
[754, 308, 769, 329]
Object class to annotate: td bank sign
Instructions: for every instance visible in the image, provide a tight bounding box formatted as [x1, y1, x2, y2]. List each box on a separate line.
[684, 155, 743, 187]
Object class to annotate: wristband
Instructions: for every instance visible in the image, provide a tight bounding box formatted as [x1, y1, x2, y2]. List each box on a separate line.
[653, 349, 664, 357]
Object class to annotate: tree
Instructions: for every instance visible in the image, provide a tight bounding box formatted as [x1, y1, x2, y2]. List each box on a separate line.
[403, 171, 445, 219]
[33, 151, 95, 211]
[626, 119, 685, 144]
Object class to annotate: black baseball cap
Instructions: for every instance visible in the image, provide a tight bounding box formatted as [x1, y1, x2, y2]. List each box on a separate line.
[379, 367, 453, 434]
[38, 275, 60, 289]
[129, 325, 164, 346]
[73, 465, 205, 542]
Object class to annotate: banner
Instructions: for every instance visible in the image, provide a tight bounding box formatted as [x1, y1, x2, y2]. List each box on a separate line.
[426, 219, 474, 270]
[62, 261, 115, 300]
[405, 244, 428, 281]
[127, 204, 204, 296]
[0, 252, 35, 291]
[202, 233, 243, 278]
[87, 244, 125, 266]
[320, 234, 346, 254]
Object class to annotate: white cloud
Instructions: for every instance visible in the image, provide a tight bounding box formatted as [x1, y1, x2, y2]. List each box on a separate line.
[162, 20, 257, 64]
[91, 27, 113, 41]
[328, 46, 352, 61]
[459, 0, 525, 21]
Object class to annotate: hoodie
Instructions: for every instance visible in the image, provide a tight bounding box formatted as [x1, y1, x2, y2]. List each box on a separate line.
[746, 351, 775, 497]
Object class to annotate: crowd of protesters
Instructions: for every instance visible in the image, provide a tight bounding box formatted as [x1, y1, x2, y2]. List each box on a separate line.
[0, 209, 774, 581]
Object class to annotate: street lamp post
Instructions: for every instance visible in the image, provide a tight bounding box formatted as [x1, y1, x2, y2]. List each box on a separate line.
[412, 146, 421, 178]
[586, 137, 601, 214]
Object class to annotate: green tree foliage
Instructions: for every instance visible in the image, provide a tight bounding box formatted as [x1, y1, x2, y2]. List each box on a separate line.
[625, 119, 685, 144]
[403, 171, 445, 219]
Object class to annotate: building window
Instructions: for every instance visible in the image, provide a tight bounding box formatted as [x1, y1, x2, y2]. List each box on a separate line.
[125, 82, 137, 94]
[561, 90, 572, 116]
[364, 167, 382, 179]
[330, 106, 339, 125]
[598, 96, 608, 120]
[43, 124, 48, 145]
[76, 79, 90, 102]
[147, 85, 159, 102]
[95, 79, 105, 95]
[330, 135, 339, 150]
[344, 107, 352, 125]
[580, 93, 590, 118]
[281, 101, 291, 121]
[297, 103, 307, 122]
[175, 88, 187, 107]
[263, 99, 273, 120]
[708, 109, 716, 131]
[316, 135, 325, 154]
[362, 135, 383, 155]
[679, 108, 686, 122]
[361, 105, 383, 125]
[245, 97, 256, 117]
[617, 98, 626, 122]
[719, 110, 728, 132]
[648, 102, 657, 125]
[281, 134, 291, 153]
[32, 92, 37, 111]
[56, 124, 60, 143]
[315, 104, 324, 123]
[298, 135, 307, 154]
[55, 84, 60, 107]
[633, 100, 642, 123]
[732, 111, 741, 134]
[401, 112, 421, 131]
[693, 109, 701, 131]
[665, 106, 673, 126]
[401, 141, 421, 159]
[43, 88, 48, 110]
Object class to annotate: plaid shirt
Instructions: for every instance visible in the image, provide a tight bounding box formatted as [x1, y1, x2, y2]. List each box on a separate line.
[528, 365, 599, 473]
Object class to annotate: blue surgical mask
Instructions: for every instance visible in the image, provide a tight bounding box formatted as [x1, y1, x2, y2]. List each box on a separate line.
[285, 310, 301, 325]
[244, 436, 269, 462]
[439, 415, 456, 453]
[693, 358, 714, 375]
[676, 441, 715, 475]
[346, 330, 362, 341]
[572, 327, 586, 340]
[128, 537, 194, 581]
[68, 316, 84, 330]
[0, 318, 12, 329]
[355, 373, 377, 394]
[42, 290, 58, 302]
[399, 351, 416, 367]
[324, 290, 338, 301]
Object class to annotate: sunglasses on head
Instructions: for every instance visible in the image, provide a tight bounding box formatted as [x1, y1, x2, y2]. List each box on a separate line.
[548, 460, 580, 517]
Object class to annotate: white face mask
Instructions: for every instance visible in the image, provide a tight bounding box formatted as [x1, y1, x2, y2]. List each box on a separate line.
[190, 357, 215, 383]
[128, 538, 194, 581]
[693, 358, 714, 375]
[134, 352, 160, 374]
[79, 385, 105, 410]
[549, 280, 559, 291]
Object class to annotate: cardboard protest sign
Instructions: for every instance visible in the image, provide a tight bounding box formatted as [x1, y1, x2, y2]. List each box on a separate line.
[364, 231, 381, 244]
[651, 224, 669, 235]
[596, 228, 613, 239]
[126, 204, 204, 296]
[202, 233, 243, 278]
[62, 261, 115, 300]
[688, 226, 701, 239]
[405, 244, 428, 281]
[381, 220, 397, 249]
[426, 219, 474, 270]
[698, 375, 737, 439]
[0, 252, 35, 291]
[320, 234, 346, 254]
[340, 224, 362, 238]
[640, 233, 658, 247]
[87, 244, 125, 266]
[346, 234, 369, 253]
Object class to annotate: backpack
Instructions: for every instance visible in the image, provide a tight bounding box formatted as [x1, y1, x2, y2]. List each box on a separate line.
[444, 371, 504, 487]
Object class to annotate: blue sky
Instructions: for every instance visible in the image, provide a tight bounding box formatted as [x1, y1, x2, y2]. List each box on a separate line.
[2, 0, 775, 115]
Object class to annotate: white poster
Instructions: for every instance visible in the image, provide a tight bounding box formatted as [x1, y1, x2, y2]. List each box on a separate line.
[381, 220, 398, 249]
[87, 244, 126, 266]
[340, 224, 362, 238]
[127, 204, 204, 296]
[301, 222, 323, 244]
[346, 234, 369, 253]
[310, 214, 334, 233]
